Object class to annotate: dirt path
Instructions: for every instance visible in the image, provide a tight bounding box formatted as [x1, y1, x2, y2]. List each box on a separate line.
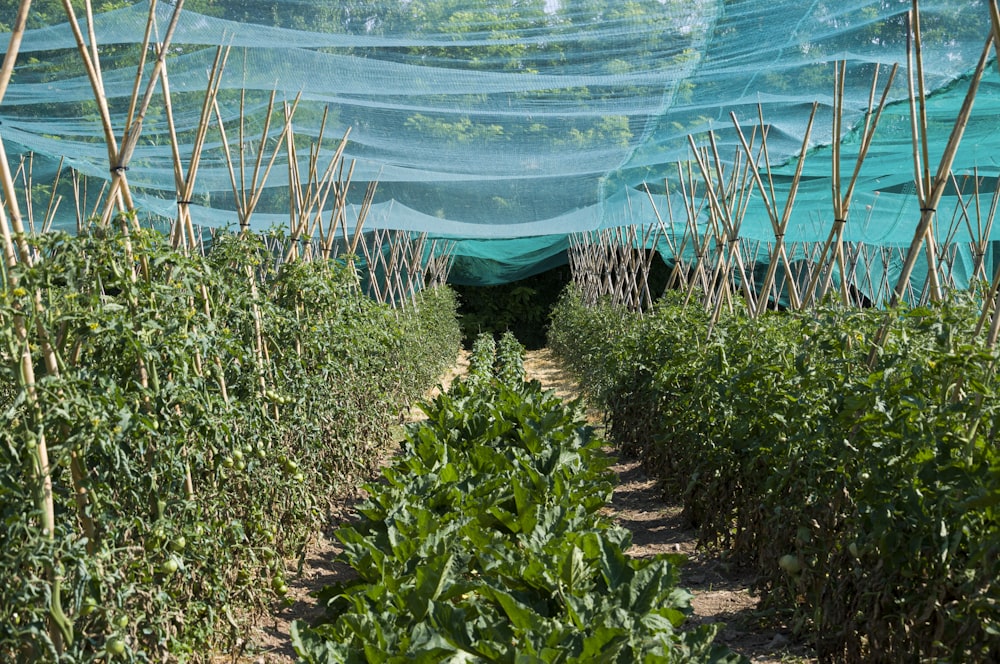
[228, 348, 815, 663]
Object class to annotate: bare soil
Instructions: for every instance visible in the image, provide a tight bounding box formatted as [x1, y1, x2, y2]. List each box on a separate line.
[222, 348, 815, 664]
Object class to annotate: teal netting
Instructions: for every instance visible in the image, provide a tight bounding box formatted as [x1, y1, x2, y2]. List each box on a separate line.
[1, 1, 998, 285]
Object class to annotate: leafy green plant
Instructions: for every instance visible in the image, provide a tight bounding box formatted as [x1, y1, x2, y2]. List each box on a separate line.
[292, 372, 744, 663]
[466, 331, 496, 390]
[495, 330, 526, 386]
[453, 266, 572, 350]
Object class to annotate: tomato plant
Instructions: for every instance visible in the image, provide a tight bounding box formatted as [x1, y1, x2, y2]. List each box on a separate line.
[0, 226, 460, 661]
[549, 287, 1000, 662]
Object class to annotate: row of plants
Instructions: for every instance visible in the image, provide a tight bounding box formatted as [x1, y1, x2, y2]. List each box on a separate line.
[548, 286, 1000, 662]
[466, 331, 527, 389]
[0, 224, 461, 661]
[292, 332, 745, 663]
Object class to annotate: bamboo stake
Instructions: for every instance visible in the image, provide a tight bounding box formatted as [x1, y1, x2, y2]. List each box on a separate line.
[731, 103, 817, 314]
[644, 181, 687, 294]
[0, 141, 78, 652]
[0, 4, 85, 647]
[689, 133, 757, 318]
[58, 0, 185, 228]
[305, 131, 350, 247]
[918, 186, 964, 305]
[806, 62, 898, 308]
[284, 103, 302, 262]
[958, 171, 1000, 285]
[886, 33, 992, 310]
[867, 30, 993, 365]
[214, 92, 302, 231]
[41, 157, 65, 234]
[678, 161, 713, 307]
[162, 45, 230, 249]
[0, 0, 32, 103]
[349, 180, 377, 255]
[213, 91, 300, 414]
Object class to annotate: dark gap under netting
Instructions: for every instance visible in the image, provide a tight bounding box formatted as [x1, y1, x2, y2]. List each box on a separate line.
[453, 259, 573, 350]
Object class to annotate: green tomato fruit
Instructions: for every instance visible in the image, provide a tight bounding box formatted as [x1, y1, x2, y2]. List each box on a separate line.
[778, 554, 802, 575]
[106, 636, 126, 657]
[221, 456, 234, 468]
[169, 536, 186, 552]
[115, 615, 129, 629]
[161, 557, 180, 575]
[80, 597, 99, 617]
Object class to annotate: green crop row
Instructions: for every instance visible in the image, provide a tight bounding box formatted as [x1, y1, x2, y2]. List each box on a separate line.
[467, 330, 527, 389]
[0, 225, 460, 661]
[548, 286, 1000, 662]
[292, 349, 745, 663]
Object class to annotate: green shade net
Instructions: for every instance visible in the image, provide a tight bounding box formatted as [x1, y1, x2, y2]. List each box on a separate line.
[1, 0, 998, 287]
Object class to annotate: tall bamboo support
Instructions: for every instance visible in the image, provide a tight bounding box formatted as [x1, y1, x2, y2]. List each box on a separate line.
[158, 45, 232, 421]
[161, 45, 230, 250]
[359, 228, 428, 307]
[423, 239, 456, 288]
[568, 225, 657, 311]
[12, 153, 64, 235]
[888, 15, 991, 310]
[215, 91, 302, 233]
[56, 0, 185, 231]
[971, 2, 1000, 344]
[214, 91, 301, 409]
[951, 171, 1000, 287]
[645, 180, 695, 292]
[675, 161, 714, 307]
[731, 103, 819, 314]
[802, 62, 898, 309]
[688, 132, 758, 326]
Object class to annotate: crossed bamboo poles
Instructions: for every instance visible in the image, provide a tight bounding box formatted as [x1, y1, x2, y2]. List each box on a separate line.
[576, 0, 1000, 354]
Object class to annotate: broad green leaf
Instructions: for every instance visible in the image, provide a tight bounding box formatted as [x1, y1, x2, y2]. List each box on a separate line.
[559, 545, 590, 596]
[405, 552, 455, 621]
[577, 626, 629, 663]
[485, 587, 541, 631]
[598, 534, 633, 591]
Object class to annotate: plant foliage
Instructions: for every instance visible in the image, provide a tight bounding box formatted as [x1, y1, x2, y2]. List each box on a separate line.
[292, 342, 745, 663]
[549, 286, 1000, 662]
[0, 225, 460, 662]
